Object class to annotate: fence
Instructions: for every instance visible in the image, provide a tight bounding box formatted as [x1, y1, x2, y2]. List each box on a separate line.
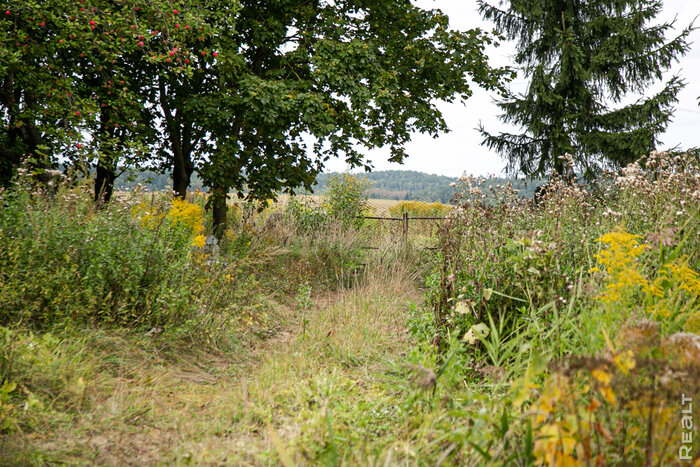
[357, 212, 447, 249]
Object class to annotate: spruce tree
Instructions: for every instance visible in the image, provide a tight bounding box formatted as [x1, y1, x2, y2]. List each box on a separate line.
[477, 0, 694, 178]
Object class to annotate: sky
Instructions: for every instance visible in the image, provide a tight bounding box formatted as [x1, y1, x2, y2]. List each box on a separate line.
[323, 0, 700, 178]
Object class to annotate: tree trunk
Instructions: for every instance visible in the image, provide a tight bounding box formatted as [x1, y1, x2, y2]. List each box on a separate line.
[212, 186, 228, 240]
[172, 145, 194, 199]
[94, 156, 116, 207]
[160, 78, 195, 199]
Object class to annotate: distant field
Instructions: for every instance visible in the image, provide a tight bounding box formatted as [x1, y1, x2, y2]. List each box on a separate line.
[273, 193, 402, 216]
[116, 190, 412, 217]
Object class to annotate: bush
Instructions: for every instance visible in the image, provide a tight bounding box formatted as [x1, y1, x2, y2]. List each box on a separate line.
[425, 151, 700, 347]
[0, 183, 271, 338]
[286, 174, 372, 231]
[286, 196, 328, 231]
[413, 150, 700, 464]
[388, 200, 451, 218]
[322, 173, 372, 227]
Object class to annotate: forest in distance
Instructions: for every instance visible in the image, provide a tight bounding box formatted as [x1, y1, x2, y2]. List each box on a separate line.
[116, 169, 547, 203]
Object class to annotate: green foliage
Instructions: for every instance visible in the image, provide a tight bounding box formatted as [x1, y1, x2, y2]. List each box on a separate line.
[200, 1, 511, 204]
[0, 0, 209, 190]
[285, 196, 329, 232]
[3, 0, 513, 229]
[414, 151, 700, 465]
[478, 0, 694, 178]
[0, 182, 273, 343]
[322, 174, 372, 227]
[0, 188, 189, 327]
[429, 152, 700, 344]
[286, 174, 372, 230]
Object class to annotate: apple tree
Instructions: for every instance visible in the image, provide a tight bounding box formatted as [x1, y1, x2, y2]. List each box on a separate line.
[0, 0, 213, 201]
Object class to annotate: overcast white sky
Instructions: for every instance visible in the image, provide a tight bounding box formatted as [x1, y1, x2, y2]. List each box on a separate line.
[324, 0, 700, 178]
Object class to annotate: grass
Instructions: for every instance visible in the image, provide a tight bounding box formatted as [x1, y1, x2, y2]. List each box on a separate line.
[1, 246, 427, 465]
[2, 151, 700, 465]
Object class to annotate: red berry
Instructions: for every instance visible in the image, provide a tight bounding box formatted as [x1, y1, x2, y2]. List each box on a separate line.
[76, 144, 82, 149]
[75, 111, 80, 116]
[59, 39, 63, 43]
[212, 51, 218, 57]
[5, 10, 10, 15]
[39, 22, 45, 26]
[138, 41, 144, 46]
[175, 24, 180, 28]
[185, 25, 190, 30]
[173, 9, 178, 14]
[169, 51, 174, 56]
[89, 20, 95, 25]
[184, 58, 190, 64]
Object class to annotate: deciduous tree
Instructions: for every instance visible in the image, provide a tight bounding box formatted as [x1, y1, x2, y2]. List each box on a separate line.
[200, 0, 511, 235]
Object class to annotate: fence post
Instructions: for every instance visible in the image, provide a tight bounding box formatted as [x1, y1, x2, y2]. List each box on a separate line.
[402, 212, 409, 243]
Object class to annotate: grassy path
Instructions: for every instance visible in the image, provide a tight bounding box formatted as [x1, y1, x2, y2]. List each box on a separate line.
[4, 269, 422, 465]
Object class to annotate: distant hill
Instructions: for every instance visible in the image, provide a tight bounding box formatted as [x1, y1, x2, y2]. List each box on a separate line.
[312, 170, 458, 203]
[313, 171, 546, 203]
[116, 170, 205, 192]
[116, 169, 546, 203]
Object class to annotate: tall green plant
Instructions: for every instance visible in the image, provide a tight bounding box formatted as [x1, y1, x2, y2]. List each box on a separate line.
[323, 174, 372, 227]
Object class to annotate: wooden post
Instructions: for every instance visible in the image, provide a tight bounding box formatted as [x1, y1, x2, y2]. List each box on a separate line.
[402, 212, 409, 243]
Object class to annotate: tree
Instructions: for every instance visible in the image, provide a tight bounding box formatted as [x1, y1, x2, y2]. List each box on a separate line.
[3, 0, 511, 235]
[0, 1, 208, 200]
[146, 2, 235, 199]
[477, 0, 694, 178]
[197, 0, 512, 235]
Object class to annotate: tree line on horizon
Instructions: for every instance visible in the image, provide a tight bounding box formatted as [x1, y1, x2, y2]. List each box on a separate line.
[116, 168, 547, 203]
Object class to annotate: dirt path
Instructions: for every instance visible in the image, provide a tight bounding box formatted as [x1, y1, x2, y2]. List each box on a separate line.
[6, 276, 419, 465]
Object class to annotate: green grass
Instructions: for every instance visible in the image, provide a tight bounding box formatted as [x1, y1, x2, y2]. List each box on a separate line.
[1, 248, 430, 465]
[2, 151, 700, 465]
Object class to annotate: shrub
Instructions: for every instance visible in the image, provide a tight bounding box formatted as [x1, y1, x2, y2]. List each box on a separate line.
[388, 200, 451, 218]
[286, 174, 372, 231]
[322, 173, 372, 227]
[0, 188, 199, 327]
[425, 151, 700, 346]
[286, 196, 328, 231]
[0, 183, 272, 338]
[414, 151, 700, 463]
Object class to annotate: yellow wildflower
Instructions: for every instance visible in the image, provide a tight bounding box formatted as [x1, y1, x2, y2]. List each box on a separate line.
[593, 226, 649, 303]
[192, 234, 206, 248]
